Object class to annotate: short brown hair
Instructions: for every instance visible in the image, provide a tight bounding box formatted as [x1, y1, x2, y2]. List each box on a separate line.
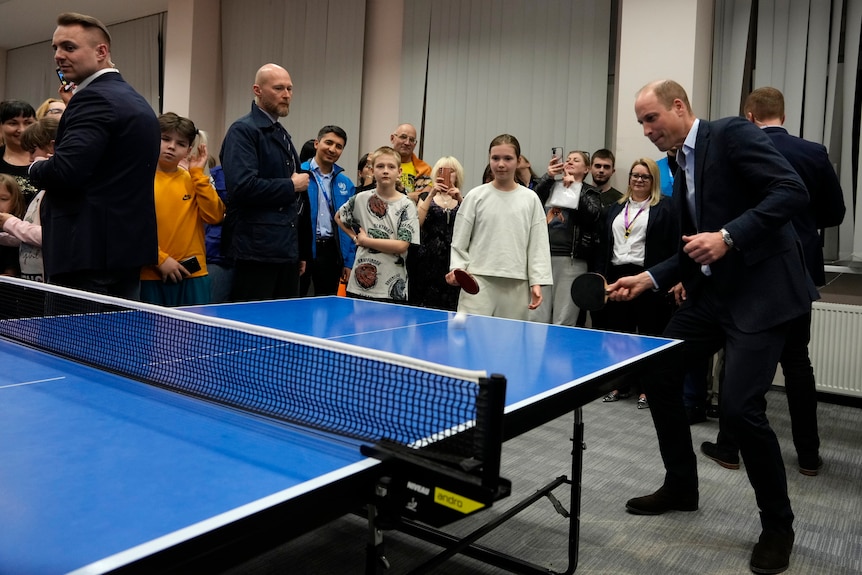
[158, 112, 198, 144]
[21, 117, 60, 153]
[57, 12, 112, 47]
[744, 87, 785, 121]
[642, 80, 692, 113]
[592, 148, 615, 166]
[489, 134, 521, 158]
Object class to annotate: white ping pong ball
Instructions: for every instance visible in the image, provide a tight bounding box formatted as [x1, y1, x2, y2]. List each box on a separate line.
[451, 311, 467, 329]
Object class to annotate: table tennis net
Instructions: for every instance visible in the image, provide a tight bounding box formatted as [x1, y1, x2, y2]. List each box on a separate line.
[0, 278, 495, 459]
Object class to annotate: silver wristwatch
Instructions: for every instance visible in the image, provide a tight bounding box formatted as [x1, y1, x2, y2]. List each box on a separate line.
[720, 228, 734, 248]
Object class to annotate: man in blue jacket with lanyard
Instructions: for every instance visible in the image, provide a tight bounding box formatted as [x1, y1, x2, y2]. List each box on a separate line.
[299, 125, 356, 296]
[220, 63, 312, 302]
[609, 80, 818, 575]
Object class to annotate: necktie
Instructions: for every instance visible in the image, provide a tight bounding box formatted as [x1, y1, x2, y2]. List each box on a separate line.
[274, 122, 296, 172]
[274, 122, 288, 143]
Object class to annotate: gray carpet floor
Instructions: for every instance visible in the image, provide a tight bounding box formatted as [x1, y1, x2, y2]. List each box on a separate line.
[223, 389, 862, 574]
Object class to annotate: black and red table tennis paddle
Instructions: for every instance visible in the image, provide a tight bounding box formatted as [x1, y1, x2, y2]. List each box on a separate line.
[453, 269, 480, 294]
[570, 272, 609, 311]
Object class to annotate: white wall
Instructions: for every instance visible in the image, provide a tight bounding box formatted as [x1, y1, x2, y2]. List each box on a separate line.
[0, 50, 6, 100]
[359, 0, 404, 158]
[3, 0, 713, 172]
[163, 0, 223, 148]
[164, 0, 714, 176]
[614, 0, 714, 177]
[158, 0, 718, 168]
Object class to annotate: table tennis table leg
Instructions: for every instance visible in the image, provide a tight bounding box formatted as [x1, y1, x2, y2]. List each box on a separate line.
[394, 407, 585, 575]
[565, 405, 584, 574]
[366, 482, 391, 573]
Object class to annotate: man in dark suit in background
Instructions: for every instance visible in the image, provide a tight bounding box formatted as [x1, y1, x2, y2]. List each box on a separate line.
[30, 12, 159, 299]
[701, 87, 846, 476]
[219, 63, 312, 302]
[608, 80, 818, 575]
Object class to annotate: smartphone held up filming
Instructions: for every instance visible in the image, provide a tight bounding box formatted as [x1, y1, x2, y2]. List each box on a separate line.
[552, 147, 564, 180]
[551, 147, 564, 162]
[438, 166, 454, 187]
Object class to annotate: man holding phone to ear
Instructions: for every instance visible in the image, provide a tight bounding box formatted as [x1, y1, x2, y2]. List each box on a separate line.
[55, 68, 75, 95]
[29, 12, 160, 300]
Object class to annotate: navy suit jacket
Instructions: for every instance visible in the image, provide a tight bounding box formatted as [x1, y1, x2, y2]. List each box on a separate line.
[650, 117, 818, 333]
[30, 72, 159, 277]
[762, 126, 845, 286]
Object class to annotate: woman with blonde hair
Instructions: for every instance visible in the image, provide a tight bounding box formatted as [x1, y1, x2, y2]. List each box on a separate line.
[596, 157, 678, 408]
[531, 150, 602, 326]
[35, 98, 66, 119]
[409, 156, 465, 310]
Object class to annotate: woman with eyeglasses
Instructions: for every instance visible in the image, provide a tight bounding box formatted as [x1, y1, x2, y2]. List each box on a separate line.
[530, 150, 602, 326]
[596, 157, 678, 409]
[35, 98, 66, 120]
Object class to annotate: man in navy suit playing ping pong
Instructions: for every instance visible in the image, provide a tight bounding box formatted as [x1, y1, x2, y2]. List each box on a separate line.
[608, 80, 818, 575]
[29, 12, 160, 300]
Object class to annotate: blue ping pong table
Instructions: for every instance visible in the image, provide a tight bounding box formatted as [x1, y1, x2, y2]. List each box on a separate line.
[1, 296, 680, 574]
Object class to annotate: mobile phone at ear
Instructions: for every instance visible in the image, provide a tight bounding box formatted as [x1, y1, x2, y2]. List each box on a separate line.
[56, 68, 73, 92]
[179, 256, 202, 274]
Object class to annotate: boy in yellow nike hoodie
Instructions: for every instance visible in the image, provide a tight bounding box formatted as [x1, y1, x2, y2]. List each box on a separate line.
[140, 113, 224, 306]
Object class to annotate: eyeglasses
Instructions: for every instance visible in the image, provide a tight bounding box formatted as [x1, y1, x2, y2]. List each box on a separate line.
[629, 173, 652, 181]
[46, 108, 64, 115]
[395, 134, 417, 144]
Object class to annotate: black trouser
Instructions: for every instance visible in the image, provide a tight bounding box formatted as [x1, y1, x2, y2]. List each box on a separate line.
[716, 308, 818, 461]
[300, 237, 342, 296]
[601, 264, 673, 394]
[230, 260, 300, 302]
[650, 283, 793, 534]
[50, 268, 142, 300]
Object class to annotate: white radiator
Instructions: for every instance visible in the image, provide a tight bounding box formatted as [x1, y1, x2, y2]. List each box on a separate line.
[810, 301, 862, 397]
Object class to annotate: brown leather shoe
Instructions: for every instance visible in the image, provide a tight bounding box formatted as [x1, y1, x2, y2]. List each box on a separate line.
[798, 456, 823, 476]
[625, 486, 699, 515]
[701, 441, 741, 470]
[750, 529, 794, 574]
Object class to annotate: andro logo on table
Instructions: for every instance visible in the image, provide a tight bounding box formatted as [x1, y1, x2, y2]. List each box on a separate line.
[434, 487, 485, 514]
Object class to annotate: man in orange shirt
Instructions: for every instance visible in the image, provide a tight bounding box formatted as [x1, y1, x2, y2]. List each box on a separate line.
[390, 123, 432, 201]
